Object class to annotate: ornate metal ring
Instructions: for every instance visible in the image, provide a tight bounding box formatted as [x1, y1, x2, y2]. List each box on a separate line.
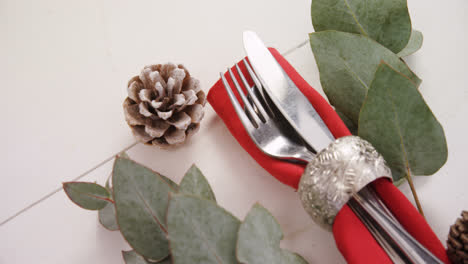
[298, 136, 392, 230]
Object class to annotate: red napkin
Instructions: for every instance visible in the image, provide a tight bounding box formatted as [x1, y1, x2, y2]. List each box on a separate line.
[207, 48, 450, 263]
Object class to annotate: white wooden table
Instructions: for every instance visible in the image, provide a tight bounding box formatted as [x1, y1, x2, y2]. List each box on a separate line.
[1, 0, 467, 263]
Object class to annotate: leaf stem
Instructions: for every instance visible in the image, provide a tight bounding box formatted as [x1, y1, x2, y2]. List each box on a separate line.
[405, 167, 425, 218]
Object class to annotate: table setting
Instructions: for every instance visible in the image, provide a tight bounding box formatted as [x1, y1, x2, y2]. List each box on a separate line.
[1, 0, 468, 263]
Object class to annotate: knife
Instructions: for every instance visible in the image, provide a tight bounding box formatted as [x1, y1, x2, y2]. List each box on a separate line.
[243, 31, 333, 153]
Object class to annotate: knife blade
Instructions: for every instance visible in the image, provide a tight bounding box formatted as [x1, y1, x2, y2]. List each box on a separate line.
[243, 31, 333, 152]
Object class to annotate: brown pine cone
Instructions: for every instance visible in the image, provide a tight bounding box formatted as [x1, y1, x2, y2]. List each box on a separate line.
[447, 211, 468, 264]
[123, 63, 206, 147]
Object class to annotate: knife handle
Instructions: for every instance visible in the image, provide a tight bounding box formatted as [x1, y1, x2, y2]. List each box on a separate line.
[349, 193, 409, 263]
[351, 188, 444, 264]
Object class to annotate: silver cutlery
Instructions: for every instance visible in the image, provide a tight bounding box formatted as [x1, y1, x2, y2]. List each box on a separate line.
[220, 65, 405, 263]
[220, 52, 443, 263]
[243, 31, 333, 153]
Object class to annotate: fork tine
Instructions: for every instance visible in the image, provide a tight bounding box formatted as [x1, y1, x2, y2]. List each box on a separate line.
[235, 64, 269, 122]
[242, 59, 275, 117]
[220, 73, 257, 130]
[243, 58, 263, 95]
[228, 68, 262, 127]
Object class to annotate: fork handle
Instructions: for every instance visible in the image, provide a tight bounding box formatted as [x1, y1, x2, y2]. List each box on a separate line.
[349, 195, 409, 263]
[351, 189, 443, 264]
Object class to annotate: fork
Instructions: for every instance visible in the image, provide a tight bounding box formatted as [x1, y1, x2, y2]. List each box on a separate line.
[220, 61, 443, 264]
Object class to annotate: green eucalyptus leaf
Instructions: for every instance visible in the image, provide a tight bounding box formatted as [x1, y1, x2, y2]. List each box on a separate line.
[311, 0, 411, 53]
[63, 182, 111, 210]
[309, 31, 421, 126]
[98, 173, 119, 231]
[98, 202, 119, 231]
[179, 165, 216, 201]
[113, 157, 177, 261]
[167, 193, 240, 264]
[122, 250, 171, 264]
[358, 63, 447, 182]
[155, 258, 171, 264]
[394, 177, 406, 186]
[237, 204, 308, 264]
[397, 30, 423, 57]
[122, 250, 153, 264]
[160, 175, 179, 192]
[99, 173, 119, 231]
[336, 110, 358, 135]
[157, 256, 172, 264]
[122, 250, 148, 264]
[118, 151, 131, 159]
[105, 174, 112, 190]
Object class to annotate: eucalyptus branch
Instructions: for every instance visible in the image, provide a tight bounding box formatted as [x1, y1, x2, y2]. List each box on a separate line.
[405, 167, 425, 218]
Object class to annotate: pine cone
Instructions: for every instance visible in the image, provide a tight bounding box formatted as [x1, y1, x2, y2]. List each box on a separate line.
[123, 63, 206, 147]
[447, 211, 468, 264]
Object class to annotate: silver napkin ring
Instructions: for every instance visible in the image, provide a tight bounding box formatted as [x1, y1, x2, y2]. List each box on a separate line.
[298, 136, 392, 230]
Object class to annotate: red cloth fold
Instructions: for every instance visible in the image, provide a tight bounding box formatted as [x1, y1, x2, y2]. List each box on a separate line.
[207, 48, 449, 263]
